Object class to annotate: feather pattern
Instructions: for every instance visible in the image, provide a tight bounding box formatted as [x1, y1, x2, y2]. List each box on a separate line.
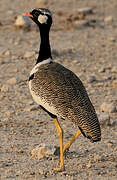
[29, 61, 101, 142]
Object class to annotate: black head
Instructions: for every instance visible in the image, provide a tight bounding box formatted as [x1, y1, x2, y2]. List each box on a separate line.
[25, 8, 52, 29]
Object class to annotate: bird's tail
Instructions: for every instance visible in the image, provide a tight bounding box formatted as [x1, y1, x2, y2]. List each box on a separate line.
[78, 121, 101, 143]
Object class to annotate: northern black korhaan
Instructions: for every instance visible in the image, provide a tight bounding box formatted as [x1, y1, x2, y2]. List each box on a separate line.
[25, 8, 101, 171]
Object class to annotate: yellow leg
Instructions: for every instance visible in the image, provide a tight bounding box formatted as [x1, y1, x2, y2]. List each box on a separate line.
[63, 130, 81, 153]
[54, 118, 64, 171]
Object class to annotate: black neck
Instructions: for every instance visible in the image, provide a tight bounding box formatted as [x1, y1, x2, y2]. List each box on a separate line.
[36, 27, 52, 64]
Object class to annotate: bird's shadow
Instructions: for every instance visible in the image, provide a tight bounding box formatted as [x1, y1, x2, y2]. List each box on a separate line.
[54, 146, 89, 159]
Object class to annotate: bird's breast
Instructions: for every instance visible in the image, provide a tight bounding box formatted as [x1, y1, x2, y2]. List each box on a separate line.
[29, 80, 58, 115]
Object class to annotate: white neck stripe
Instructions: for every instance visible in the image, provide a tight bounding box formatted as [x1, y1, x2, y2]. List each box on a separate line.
[30, 58, 53, 75]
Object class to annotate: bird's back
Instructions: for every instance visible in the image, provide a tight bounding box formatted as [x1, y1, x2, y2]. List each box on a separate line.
[30, 62, 101, 142]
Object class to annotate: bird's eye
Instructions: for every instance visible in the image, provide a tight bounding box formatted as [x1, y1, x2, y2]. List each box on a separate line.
[34, 11, 39, 17]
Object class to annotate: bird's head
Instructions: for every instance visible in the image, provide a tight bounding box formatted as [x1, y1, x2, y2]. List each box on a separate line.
[25, 8, 52, 29]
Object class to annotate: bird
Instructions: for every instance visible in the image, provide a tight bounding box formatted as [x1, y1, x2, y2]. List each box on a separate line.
[25, 8, 101, 171]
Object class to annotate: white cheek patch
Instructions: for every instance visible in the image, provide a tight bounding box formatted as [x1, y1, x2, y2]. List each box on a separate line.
[38, 14, 48, 24]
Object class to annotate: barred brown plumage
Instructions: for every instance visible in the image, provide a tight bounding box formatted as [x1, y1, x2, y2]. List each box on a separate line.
[25, 8, 101, 171]
[30, 62, 101, 142]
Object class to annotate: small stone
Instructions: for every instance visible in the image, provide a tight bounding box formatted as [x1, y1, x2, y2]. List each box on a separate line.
[6, 78, 17, 85]
[87, 161, 92, 168]
[74, 20, 89, 27]
[14, 41, 19, 46]
[9, 38, 14, 44]
[6, 111, 12, 117]
[24, 105, 40, 112]
[0, 48, 6, 56]
[39, 169, 44, 175]
[31, 143, 56, 160]
[97, 112, 110, 126]
[1, 84, 9, 92]
[112, 80, 117, 87]
[100, 102, 116, 113]
[87, 75, 96, 83]
[108, 37, 116, 42]
[94, 153, 101, 162]
[28, 100, 34, 105]
[0, 59, 4, 64]
[104, 16, 113, 23]
[37, 0, 48, 4]
[77, 7, 93, 15]
[111, 66, 117, 73]
[7, 10, 15, 16]
[14, 15, 31, 28]
[98, 67, 105, 73]
[12, 67, 18, 73]
[6, 77, 22, 85]
[24, 51, 35, 58]
[0, 20, 2, 26]
[4, 50, 11, 56]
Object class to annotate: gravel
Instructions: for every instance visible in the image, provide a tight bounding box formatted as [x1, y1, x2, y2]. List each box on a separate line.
[14, 15, 31, 28]
[100, 102, 116, 113]
[0, 0, 117, 179]
[6, 77, 22, 85]
[104, 16, 113, 23]
[97, 112, 111, 126]
[77, 7, 93, 15]
[24, 51, 35, 58]
[31, 143, 56, 160]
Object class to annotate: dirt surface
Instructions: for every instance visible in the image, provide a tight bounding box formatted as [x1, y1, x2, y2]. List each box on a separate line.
[0, 0, 117, 179]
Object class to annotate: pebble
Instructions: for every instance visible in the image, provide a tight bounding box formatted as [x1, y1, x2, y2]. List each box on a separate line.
[39, 168, 44, 175]
[37, 0, 48, 4]
[28, 100, 35, 105]
[7, 10, 15, 16]
[24, 105, 40, 112]
[6, 77, 22, 85]
[87, 161, 92, 168]
[0, 59, 4, 64]
[104, 16, 113, 23]
[0, 20, 2, 26]
[4, 50, 11, 56]
[31, 143, 56, 160]
[98, 67, 106, 73]
[6, 111, 14, 117]
[100, 102, 116, 113]
[87, 75, 97, 83]
[97, 112, 110, 126]
[1, 84, 9, 92]
[77, 7, 93, 15]
[14, 41, 19, 46]
[0, 48, 7, 56]
[74, 20, 89, 27]
[24, 51, 35, 58]
[108, 37, 116, 42]
[112, 80, 117, 87]
[94, 153, 101, 162]
[9, 38, 14, 44]
[14, 15, 31, 28]
[111, 66, 117, 73]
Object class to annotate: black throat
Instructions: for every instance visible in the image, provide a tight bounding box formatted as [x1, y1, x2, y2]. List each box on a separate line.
[36, 27, 52, 64]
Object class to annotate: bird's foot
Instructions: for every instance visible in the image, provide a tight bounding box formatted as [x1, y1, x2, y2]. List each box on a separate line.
[54, 165, 65, 172]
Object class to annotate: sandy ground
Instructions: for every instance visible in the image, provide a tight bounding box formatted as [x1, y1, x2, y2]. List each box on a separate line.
[0, 0, 117, 179]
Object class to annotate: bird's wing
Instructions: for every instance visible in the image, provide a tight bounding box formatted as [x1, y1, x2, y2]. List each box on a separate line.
[31, 62, 101, 140]
[31, 62, 95, 117]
